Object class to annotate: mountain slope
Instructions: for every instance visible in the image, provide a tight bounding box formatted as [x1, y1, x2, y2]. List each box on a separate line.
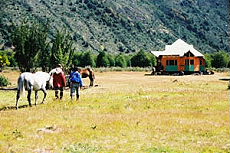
[0, 0, 229, 53]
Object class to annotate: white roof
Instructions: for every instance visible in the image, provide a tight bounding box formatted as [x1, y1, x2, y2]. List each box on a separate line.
[151, 39, 204, 57]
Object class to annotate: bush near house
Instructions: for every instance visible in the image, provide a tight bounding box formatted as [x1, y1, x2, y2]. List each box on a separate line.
[0, 75, 10, 87]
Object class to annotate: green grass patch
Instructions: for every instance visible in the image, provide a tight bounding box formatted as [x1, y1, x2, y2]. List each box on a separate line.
[63, 143, 101, 153]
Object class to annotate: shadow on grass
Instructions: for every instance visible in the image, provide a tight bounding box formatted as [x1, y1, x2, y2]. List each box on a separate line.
[0, 87, 17, 91]
[0, 103, 44, 111]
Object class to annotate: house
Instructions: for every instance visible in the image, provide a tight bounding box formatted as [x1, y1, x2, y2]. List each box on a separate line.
[151, 39, 206, 74]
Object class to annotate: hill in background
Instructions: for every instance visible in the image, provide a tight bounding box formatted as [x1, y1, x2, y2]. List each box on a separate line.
[0, 0, 229, 53]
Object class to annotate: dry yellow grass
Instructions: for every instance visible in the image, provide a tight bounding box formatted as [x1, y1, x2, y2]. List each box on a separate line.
[0, 70, 229, 153]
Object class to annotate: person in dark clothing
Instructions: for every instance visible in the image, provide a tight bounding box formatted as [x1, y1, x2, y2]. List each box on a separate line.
[50, 64, 66, 99]
[69, 67, 84, 100]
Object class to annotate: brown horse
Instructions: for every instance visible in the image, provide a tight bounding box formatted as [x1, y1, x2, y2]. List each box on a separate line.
[80, 67, 95, 87]
[67, 67, 95, 87]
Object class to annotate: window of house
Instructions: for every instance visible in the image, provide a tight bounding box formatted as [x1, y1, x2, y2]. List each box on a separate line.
[185, 59, 194, 65]
[185, 59, 189, 65]
[166, 60, 177, 65]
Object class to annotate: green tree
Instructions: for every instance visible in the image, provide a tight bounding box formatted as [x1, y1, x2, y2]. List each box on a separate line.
[125, 54, 132, 67]
[0, 51, 10, 71]
[96, 51, 110, 67]
[81, 51, 96, 67]
[115, 54, 127, 67]
[72, 52, 83, 67]
[107, 53, 115, 67]
[147, 52, 157, 67]
[0, 49, 17, 68]
[211, 51, 230, 68]
[5, 49, 17, 67]
[204, 53, 213, 68]
[37, 42, 51, 71]
[50, 29, 75, 69]
[130, 50, 152, 67]
[12, 21, 49, 72]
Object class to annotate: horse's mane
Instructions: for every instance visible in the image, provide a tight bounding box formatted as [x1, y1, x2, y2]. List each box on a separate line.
[86, 67, 93, 73]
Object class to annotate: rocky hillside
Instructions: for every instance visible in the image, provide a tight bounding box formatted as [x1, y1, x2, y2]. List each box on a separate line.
[0, 0, 229, 53]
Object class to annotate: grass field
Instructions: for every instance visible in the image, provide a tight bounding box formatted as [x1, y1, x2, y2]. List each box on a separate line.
[0, 70, 229, 153]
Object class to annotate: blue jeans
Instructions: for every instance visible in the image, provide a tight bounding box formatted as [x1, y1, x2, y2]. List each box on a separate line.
[70, 82, 80, 99]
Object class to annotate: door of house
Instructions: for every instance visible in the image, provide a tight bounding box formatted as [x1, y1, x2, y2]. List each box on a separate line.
[185, 59, 194, 71]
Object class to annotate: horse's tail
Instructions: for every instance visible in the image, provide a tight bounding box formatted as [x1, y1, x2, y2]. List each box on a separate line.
[17, 75, 25, 96]
[87, 67, 95, 79]
[85, 67, 95, 87]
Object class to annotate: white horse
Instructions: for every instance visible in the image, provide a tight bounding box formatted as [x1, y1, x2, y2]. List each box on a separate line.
[16, 72, 53, 109]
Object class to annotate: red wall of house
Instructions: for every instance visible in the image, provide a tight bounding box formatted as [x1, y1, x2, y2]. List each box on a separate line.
[160, 56, 205, 71]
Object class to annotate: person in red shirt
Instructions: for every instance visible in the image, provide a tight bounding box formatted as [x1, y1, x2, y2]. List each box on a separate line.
[50, 64, 66, 99]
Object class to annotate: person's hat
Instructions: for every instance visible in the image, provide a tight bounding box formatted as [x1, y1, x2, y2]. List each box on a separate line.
[57, 64, 62, 68]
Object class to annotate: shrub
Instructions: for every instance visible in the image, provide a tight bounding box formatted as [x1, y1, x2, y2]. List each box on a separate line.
[0, 51, 10, 71]
[130, 50, 152, 67]
[115, 54, 127, 67]
[0, 75, 10, 87]
[211, 51, 230, 68]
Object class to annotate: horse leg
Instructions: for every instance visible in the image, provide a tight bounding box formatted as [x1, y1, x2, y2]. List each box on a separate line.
[89, 79, 94, 87]
[16, 90, 20, 110]
[35, 91, 38, 106]
[41, 88, 47, 104]
[27, 89, 32, 107]
[89, 76, 94, 87]
[89, 71, 95, 87]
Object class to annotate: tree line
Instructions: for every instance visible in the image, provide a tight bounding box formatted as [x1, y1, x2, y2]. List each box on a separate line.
[0, 21, 156, 72]
[0, 21, 230, 72]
